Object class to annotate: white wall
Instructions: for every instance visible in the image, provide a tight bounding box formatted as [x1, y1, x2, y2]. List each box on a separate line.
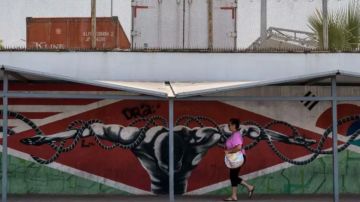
[1, 52, 360, 82]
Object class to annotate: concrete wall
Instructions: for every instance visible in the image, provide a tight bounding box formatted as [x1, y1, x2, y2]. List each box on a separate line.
[2, 52, 360, 82]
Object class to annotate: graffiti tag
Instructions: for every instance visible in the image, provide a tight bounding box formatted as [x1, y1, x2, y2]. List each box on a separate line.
[122, 104, 159, 120]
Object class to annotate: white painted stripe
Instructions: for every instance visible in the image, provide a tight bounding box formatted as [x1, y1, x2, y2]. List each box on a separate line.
[0, 119, 41, 127]
[223, 100, 330, 133]
[10, 99, 119, 133]
[0, 119, 42, 138]
[0, 99, 119, 138]
[0, 145, 151, 195]
[223, 100, 360, 136]
[344, 144, 360, 153]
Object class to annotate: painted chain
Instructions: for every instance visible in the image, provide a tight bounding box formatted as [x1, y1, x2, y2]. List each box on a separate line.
[2, 110, 360, 165]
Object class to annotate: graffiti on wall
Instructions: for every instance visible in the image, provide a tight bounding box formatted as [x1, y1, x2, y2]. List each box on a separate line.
[122, 103, 160, 120]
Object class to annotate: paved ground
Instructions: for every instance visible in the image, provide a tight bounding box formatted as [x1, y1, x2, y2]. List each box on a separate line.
[5, 194, 360, 202]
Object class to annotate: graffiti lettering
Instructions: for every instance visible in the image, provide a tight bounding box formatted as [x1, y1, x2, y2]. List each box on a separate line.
[122, 104, 158, 120]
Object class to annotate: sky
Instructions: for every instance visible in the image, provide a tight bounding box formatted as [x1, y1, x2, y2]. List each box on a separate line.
[0, 0, 352, 48]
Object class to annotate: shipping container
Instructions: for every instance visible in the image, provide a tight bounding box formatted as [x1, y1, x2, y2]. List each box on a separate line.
[131, 0, 237, 49]
[26, 17, 130, 49]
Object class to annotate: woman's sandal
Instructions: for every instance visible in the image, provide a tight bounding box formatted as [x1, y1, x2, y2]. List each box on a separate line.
[248, 186, 255, 198]
[223, 197, 238, 201]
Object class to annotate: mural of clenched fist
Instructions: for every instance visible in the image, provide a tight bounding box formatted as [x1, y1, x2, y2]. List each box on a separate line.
[3, 110, 360, 194]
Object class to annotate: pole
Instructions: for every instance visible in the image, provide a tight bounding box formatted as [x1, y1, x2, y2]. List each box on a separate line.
[208, 0, 213, 50]
[91, 0, 97, 49]
[322, 0, 329, 50]
[168, 98, 174, 202]
[2, 69, 9, 202]
[331, 77, 339, 202]
[111, 0, 113, 17]
[260, 0, 267, 41]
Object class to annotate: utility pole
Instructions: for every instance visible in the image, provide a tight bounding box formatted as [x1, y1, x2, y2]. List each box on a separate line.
[91, 0, 97, 49]
[322, 0, 328, 50]
[208, 0, 213, 50]
[260, 0, 267, 41]
[111, 0, 113, 16]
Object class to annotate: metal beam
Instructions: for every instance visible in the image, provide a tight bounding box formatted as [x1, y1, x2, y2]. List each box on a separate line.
[178, 96, 332, 101]
[177, 96, 360, 101]
[336, 97, 360, 101]
[168, 98, 174, 202]
[331, 77, 339, 202]
[3, 92, 360, 102]
[2, 92, 165, 100]
[7, 71, 29, 82]
[297, 76, 333, 86]
[2, 70, 9, 202]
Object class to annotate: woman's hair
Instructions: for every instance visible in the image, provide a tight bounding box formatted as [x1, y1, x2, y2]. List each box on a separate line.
[229, 118, 240, 130]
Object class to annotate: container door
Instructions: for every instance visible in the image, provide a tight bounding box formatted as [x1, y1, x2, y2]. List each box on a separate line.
[213, 0, 237, 49]
[158, 0, 183, 48]
[132, 0, 183, 49]
[49, 20, 68, 49]
[69, 18, 91, 49]
[96, 18, 118, 49]
[184, 0, 208, 49]
[26, 18, 52, 49]
[131, 0, 237, 49]
[131, 0, 159, 49]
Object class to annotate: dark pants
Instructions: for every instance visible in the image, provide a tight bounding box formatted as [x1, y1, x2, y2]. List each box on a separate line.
[229, 155, 246, 187]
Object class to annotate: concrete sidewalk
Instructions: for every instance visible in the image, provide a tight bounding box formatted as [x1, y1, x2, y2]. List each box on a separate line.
[6, 194, 360, 202]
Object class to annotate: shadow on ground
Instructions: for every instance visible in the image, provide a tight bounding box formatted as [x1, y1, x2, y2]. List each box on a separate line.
[5, 194, 360, 202]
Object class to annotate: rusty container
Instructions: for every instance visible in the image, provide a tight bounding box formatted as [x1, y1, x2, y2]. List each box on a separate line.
[26, 17, 130, 49]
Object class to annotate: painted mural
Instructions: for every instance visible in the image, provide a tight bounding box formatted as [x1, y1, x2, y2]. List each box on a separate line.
[1, 83, 360, 195]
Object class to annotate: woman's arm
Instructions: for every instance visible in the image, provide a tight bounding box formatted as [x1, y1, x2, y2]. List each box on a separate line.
[225, 144, 242, 154]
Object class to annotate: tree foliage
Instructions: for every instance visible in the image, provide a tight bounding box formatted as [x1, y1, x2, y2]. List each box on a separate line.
[308, 1, 360, 51]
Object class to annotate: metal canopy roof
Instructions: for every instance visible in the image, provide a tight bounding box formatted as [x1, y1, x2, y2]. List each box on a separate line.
[2, 65, 360, 99]
[0, 65, 168, 98]
[174, 70, 360, 98]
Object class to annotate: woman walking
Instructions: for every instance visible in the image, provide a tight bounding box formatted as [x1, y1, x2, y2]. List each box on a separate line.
[224, 118, 255, 201]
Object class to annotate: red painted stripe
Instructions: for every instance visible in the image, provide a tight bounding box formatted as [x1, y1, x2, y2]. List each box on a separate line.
[7, 112, 60, 119]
